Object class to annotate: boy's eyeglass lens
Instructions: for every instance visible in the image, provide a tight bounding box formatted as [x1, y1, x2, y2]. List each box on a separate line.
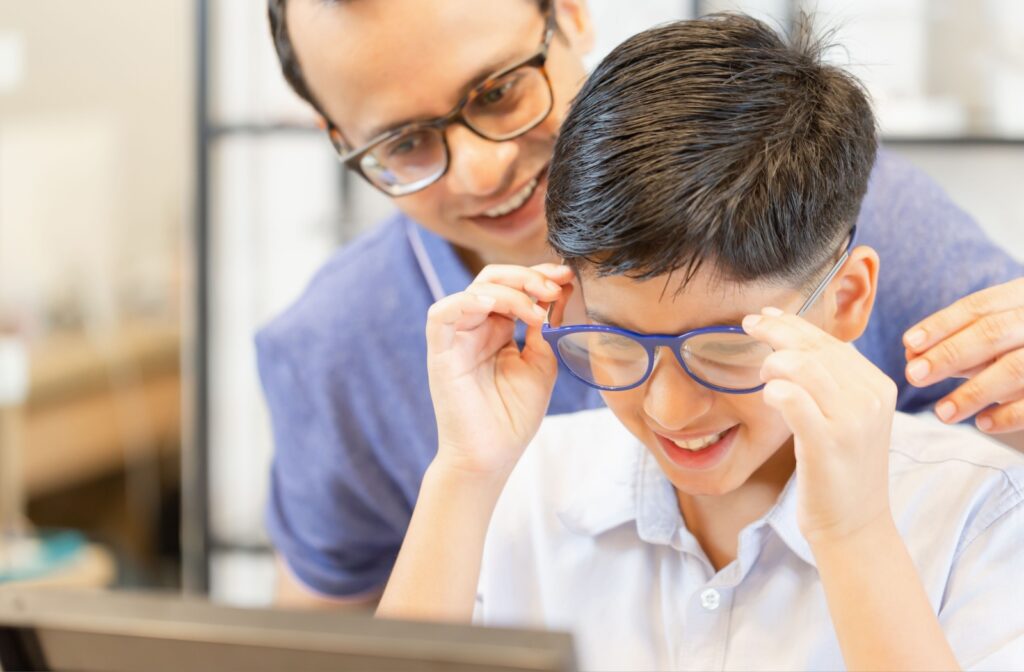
[553, 330, 773, 392]
[355, 66, 553, 196]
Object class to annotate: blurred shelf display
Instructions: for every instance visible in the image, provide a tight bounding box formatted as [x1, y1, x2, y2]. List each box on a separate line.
[22, 321, 181, 497]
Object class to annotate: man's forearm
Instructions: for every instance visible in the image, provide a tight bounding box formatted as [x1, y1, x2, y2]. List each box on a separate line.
[811, 516, 960, 671]
[375, 458, 506, 623]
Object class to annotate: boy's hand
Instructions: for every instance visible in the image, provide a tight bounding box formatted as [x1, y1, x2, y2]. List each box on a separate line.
[743, 307, 898, 546]
[903, 278, 1024, 434]
[425, 263, 574, 480]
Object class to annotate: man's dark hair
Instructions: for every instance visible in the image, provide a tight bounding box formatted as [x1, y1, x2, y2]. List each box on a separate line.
[268, 0, 326, 114]
[267, 0, 549, 118]
[545, 13, 877, 286]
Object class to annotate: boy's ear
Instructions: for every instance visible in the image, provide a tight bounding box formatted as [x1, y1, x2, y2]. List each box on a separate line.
[555, 0, 595, 56]
[829, 246, 879, 342]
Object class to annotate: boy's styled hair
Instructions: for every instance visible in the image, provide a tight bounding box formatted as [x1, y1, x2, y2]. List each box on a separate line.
[546, 14, 877, 285]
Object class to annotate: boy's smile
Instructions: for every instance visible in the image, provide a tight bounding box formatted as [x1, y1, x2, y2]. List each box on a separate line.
[579, 268, 814, 500]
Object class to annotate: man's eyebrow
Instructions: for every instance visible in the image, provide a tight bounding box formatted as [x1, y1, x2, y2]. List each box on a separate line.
[360, 48, 528, 142]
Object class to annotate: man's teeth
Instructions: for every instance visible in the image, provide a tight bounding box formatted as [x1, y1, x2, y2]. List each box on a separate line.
[482, 178, 538, 218]
[671, 430, 725, 451]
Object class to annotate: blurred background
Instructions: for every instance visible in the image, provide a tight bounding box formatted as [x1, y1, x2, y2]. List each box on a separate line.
[0, 0, 1020, 606]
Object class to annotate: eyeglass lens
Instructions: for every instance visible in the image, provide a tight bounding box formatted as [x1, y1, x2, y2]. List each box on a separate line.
[555, 330, 772, 391]
[359, 65, 552, 193]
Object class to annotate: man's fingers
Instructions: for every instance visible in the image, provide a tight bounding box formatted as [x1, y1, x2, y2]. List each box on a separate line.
[933, 349, 1024, 424]
[976, 397, 1024, 434]
[903, 278, 1024, 355]
[905, 307, 1024, 386]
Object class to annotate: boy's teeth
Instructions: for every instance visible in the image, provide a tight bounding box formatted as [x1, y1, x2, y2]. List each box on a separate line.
[483, 178, 538, 217]
[671, 431, 724, 451]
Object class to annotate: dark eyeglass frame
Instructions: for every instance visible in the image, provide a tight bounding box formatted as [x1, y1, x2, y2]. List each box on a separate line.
[542, 226, 858, 394]
[325, 6, 558, 197]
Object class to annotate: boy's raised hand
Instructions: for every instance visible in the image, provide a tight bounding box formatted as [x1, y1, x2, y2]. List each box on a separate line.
[425, 263, 573, 479]
[742, 307, 898, 546]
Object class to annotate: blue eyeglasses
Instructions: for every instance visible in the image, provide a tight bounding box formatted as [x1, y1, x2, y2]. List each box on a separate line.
[542, 227, 856, 394]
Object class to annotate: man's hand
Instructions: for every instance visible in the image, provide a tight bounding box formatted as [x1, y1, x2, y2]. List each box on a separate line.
[743, 307, 897, 546]
[903, 278, 1024, 434]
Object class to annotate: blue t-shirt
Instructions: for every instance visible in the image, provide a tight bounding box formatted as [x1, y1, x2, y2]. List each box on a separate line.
[256, 149, 1023, 597]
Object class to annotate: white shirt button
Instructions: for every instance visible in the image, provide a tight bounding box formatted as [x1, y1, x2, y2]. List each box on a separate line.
[700, 588, 721, 611]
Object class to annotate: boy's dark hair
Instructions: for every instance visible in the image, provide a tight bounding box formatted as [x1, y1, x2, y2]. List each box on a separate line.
[267, 0, 549, 118]
[545, 13, 877, 285]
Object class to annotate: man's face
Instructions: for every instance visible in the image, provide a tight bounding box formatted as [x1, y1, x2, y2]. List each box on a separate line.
[288, 0, 593, 267]
[579, 268, 819, 498]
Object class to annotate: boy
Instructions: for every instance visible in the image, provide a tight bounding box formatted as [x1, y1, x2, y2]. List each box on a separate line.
[376, 14, 1024, 670]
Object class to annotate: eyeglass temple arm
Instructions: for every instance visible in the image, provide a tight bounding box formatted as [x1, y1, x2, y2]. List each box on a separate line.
[795, 226, 857, 317]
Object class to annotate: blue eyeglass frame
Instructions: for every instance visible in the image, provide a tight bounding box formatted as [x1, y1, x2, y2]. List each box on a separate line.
[541, 226, 857, 394]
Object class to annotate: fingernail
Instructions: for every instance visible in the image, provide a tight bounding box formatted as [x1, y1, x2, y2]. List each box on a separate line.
[977, 415, 994, 432]
[935, 400, 956, 423]
[476, 294, 496, 308]
[534, 304, 548, 319]
[907, 358, 931, 382]
[762, 306, 784, 316]
[743, 314, 763, 329]
[544, 280, 560, 293]
[905, 328, 926, 349]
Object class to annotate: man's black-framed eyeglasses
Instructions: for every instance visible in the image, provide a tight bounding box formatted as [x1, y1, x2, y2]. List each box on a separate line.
[325, 7, 557, 197]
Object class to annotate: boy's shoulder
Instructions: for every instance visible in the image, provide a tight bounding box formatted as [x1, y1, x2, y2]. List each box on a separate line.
[888, 412, 1024, 557]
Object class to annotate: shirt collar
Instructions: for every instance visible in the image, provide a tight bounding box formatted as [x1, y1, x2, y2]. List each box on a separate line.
[404, 217, 527, 342]
[765, 475, 818, 567]
[555, 427, 818, 569]
[555, 432, 644, 537]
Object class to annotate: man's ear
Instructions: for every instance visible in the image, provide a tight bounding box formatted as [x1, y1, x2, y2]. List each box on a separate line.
[829, 246, 880, 342]
[554, 0, 595, 56]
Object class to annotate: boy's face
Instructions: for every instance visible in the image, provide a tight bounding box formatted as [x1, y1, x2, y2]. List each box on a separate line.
[581, 267, 819, 497]
[287, 0, 594, 267]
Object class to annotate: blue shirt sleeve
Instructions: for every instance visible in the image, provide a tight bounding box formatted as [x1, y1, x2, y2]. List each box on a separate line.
[855, 149, 1023, 414]
[258, 329, 405, 596]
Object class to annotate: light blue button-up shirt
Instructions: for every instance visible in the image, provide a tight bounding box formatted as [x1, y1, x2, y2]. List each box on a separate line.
[477, 408, 1024, 671]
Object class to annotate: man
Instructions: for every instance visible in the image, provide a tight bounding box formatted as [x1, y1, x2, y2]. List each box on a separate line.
[259, 0, 1024, 606]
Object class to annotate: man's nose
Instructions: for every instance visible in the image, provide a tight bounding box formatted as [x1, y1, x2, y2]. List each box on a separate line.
[642, 349, 714, 431]
[444, 123, 519, 198]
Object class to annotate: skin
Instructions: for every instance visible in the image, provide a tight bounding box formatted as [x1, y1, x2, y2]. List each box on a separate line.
[287, 0, 594, 272]
[380, 254, 960, 669]
[274, 0, 1023, 607]
[903, 278, 1024, 441]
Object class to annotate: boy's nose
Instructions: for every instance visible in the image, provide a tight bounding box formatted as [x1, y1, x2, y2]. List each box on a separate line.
[642, 349, 714, 431]
[444, 124, 519, 197]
